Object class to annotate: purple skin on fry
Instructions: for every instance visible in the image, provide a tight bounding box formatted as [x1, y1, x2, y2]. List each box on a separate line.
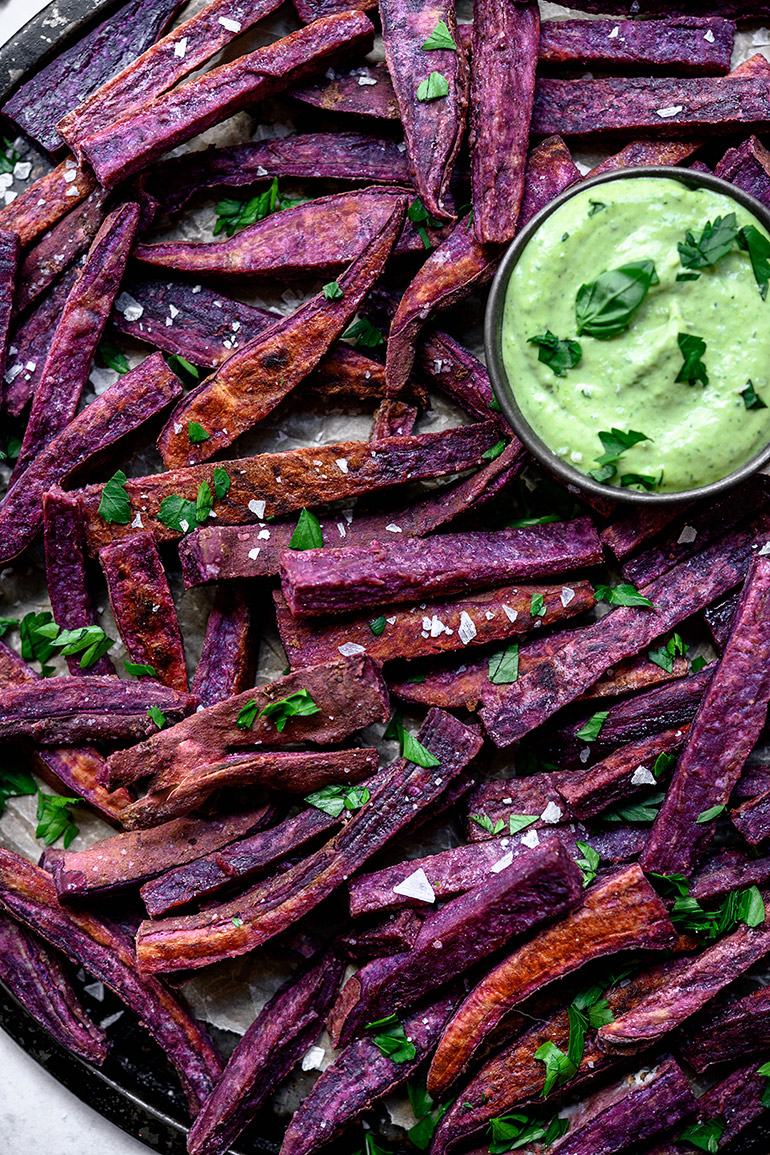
[99, 532, 188, 692]
[281, 992, 457, 1155]
[0, 912, 109, 1065]
[279, 518, 602, 618]
[575, 0, 770, 15]
[642, 555, 770, 876]
[480, 522, 763, 749]
[539, 17, 734, 74]
[328, 837, 582, 1046]
[13, 202, 141, 479]
[179, 439, 524, 585]
[729, 787, 770, 844]
[103, 655, 389, 789]
[133, 710, 483, 973]
[0, 847, 223, 1116]
[0, 229, 19, 411]
[79, 13, 376, 188]
[339, 907, 425, 960]
[0, 162, 96, 248]
[57, 0, 286, 155]
[692, 1063, 769, 1148]
[191, 588, 255, 708]
[155, 196, 407, 468]
[588, 139, 701, 177]
[0, 352, 182, 566]
[689, 848, 770, 901]
[1, 0, 186, 154]
[715, 133, 770, 206]
[4, 264, 81, 417]
[370, 399, 418, 441]
[681, 985, 770, 1072]
[43, 488, 115, 677]
[186, 954, 345, 1155]
[704, 589, 739, 649]
[75, 421, 501, 553]
[601, 504, 683, 560]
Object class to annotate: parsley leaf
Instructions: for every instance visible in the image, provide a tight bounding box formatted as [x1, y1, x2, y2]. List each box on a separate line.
[620, 471, 660, 491]
[601, 791, 665, 824]
[407, 197, 443, 248]
[0, 617, 17, 639]
[188, 421, 210, 443]
[406, 1083, 451, 1151]
[696, 803, 726, 824]
[124, 660, 156, 677]
[36, 792, 79, 848]
[213, 467, 230, 500]
[534, 1038, 575, 1097]
[488, 1113, 567, 1154]
[147, 706, 167, 730]
[385, 715, 441, 767]
[213, 179, 306, 237]
[488, 642, 519, 685]
[676, 333, 708, 387]
[259, 689, 320, 733]
[482, 440, 506, 461]
[416, 71, 450, 101]
[344, 317, 385, 349]
[422, 20, 456, 50]
[738, 224, 770, 298]
[594, 427, 650, 466]
[508, 814, 537, 835]
[527, 331, 582, 377]
[653, 751, 677, 779]
[19, 611, 58, 677]
[472, 813, 505, 836]
[576, 710, 609, 743]
[305, 783, 370, 817]
[0, 767, 35, 816]
[98, 342, 129, 375]
[742, 379, 767, 410]
[52, 625, 114, 670]
[98, 470, 131, 525]
[588, 200, 606, 217]
[575, 260, 658, 340]
[323, 280, 343, 300]
[575, 840, 600, 887]
[0, 137, 19, 176]
[648, 632, 688, 673]
[236, 699, 259, 729]
[158, 480, 216, 534]
[366, 1014, 416, 1063]
[353, 1136, 391, 1155]
[369, 616, 387, 636]
[678, 213, 738, 270]
[595, 583, 653, 608]
[167, 354, 200, 382]
[677, 1118, 726, 1153]
[290, 508, 323, 550]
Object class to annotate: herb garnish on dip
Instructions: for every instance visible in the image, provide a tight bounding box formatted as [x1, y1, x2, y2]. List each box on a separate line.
[501, 177, 770, 493]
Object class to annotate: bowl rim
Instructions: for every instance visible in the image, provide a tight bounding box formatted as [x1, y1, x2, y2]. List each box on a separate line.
[484, 164, 770, 506]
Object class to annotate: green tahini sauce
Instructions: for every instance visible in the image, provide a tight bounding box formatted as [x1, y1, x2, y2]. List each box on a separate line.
[501, 176, 770, 492]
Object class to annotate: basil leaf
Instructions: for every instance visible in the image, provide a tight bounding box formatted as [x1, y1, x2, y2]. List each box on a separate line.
[676, 332, 708, 387]
[738, 224, 770, 298]
[575, 260, 658, 339]
[98, 470, 131, 525]
[188, 421, 210, 443]
[290, 508, 323, 550]
[323, 280, 343, 300]
[416, 71, 450, 101]
[422, 20, 456, 50]
[147, 706, 167, 730]
[653, 751, 677, 779]
[595, 583, 653, 608]
[488, 642, 519, 685]
[678, 213, 738, 270]
[98, 342, 129, 375]
[742, 379, 767, 410]
[124, 661, 156, 677]
[527, 331, 582, 377]
[576, 710, 609, 743]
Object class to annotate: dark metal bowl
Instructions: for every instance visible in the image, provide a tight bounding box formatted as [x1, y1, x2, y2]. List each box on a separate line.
[485, 165, 770, 506]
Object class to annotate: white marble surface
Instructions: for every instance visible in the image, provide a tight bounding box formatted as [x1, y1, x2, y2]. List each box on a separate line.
[0, 7, 153, 1151]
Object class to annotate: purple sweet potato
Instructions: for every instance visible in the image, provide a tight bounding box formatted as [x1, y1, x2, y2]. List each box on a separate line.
[427, 865, 674, 1095]
[280, 518, 602, 618]
[156, 195, 406, 468]
[140, 808, 341, 916]
[0, 229, 18, 411]
[179, 439, 524, 585]
[0, 161, 95, 247]
[642, 556, 770, 875]
[690, 849, 770, 901]
[275, 579, 595, 667]
[588, 139, 701, 177]
[80, 13, 376, 188]
[480, 522, 764, 749]
[729, 789, 770, 845]
[186, 953, 345, 1155]
[533, 74, 770, 139]
[329, 837, 582, 1046]
[76, 421, 501, 553]
[45, 807, 274, 899]
[379, 0, 467, 220]
[13, 187, 108, 317]
[704, 589, 739, 650]
[716, 133, 770, 208]
[58, 0, 286, 156]
[1, 0, 185, 154]
[681, 986, 770, 1072]
[470, 0, 539, 244]
[693, 1063, 769, 1149]
[281, 992, 458, 1155]
[123, 747, 379, 829]
[339, 907, 424, 960]
[370, 399, 418, 442]
[43, 488, 114, 677]
[135, 710, 482, 973]
[0, 676, 196, 746]
[191, 589, 254, 708]
[3, 264, 81, 418]
[104, 656, 388, 789]
[601, 505, 682, 561]
[0, 912, 108, 1065]
[292, 58, 399, 119]
[99, 532, 188, 692]
[415, 328, 501, 423]
[0, 847, 223, 1115]
[540, 17, 733, 74]
[576, 1, 770, 15]
[384, 135, 580, 395]
[13, 202, 140, 477]
[598, 910, 770, 1053]
[0, 353, 182, 565]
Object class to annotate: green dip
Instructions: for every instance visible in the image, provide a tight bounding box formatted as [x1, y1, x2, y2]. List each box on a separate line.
[501, 176, 770, 492]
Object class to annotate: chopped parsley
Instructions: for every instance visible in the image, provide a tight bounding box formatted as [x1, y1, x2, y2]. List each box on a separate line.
[323, 280, 343, 300]
[369, 616, 387, 636]
[407, 197, 442, 248]
[696, 803, 726, 825]
[576, 710, 609, 743]
[588, 200, 606, 217]
[472, 813, 504, 836]
[678, 213, 739, 270]
[98, 470, 131, 525]
[19, 616, 112, 676]
[213, 467, 230, 500]
[0, 767, 35, 816]
[213, 179, 307, 237]
[0, 137, 19, 176]
[166, 354, 200, 382]
[236, 698, 259, 730]
[575, 260, 658, 340]
[589, 427, 650, 484]
[595, 583, 653, 608]
[738, 224, 770, 298]
[530, 592, 546, 618]
[482, 440, 506, 461]
[289, 508, 323, 550]
[365, 1014, 416, 1063]
[385, 715, 441, 768]
[188, 421, 211, 443]
[676, 1119, 726, 1154]
[344, 317, 385, 349]
[124, 660, 156, 677]
[0, 617, 17, 639]
[36, 791, 80, 848]
[421, 20, 456, 50]
[575, 841, 600, 887]
[98, 342, 130, 375]
[259, 689, 320, 733]
[648, 632, 688, 673]
[406, 1083, 451, 1150]
[158, 473, 228, 533]
[742, 379, 767, 410]
[416, 71, 450, 102]
[147, 706, 167, 730]
[305, 783, 370, 817]
[488, 642, 519, 685]
[535, 984, 614, 1097]
[527, 330, 582, 377]
[487, 1113, 567, 1154]
[601, 791, 665, 824]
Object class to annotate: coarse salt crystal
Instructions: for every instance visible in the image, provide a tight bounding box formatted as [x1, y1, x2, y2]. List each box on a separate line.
[218, 16, 242, 31]
[458, 611, 477, 645]
[386, 523, 402, 533]
[131, 513, 143, 529]
[433, 359, 444, 373]
[257, 529, 270, 540]
[677, 525, 698, 544]
[358, 75, 377, 85]
[655, 105, 683, 118]
[335, 458, 349, 474]
[115, 292, 144, 322]
[491, 852, 514, 874]
[338, 642, 367, 656]
[387, 616, 396, 624]
[393, 867, 435, 903]
[502, 604, 518, 623]
[62, 168, 77, 183]
[180, 519, 190, 534]
[521, 829, 540, 848]
[13, 161, 31, 181]
[609, 25, 620, 38]
[169, 304, 179, 319]
[561, 587, 575, 607]
[3, 191, 16, 206]
[337, 522, 347, 538]
[704, 29, 715, 42]
[631, 766, 656, 786]
[173, 422, 183, 434]
[174, 37, 188, 57]
[579, 746, 591, 764]
[540, 801, 562, 824]
[192, 284, 202, 294]
[760, 542, 770, 556]
[248, 548, 261, 560]
[65, 185, 80, 197]
[485, 611, 494, 620]
[248, 499, 266, 518]
[301, 1046, 325, 1072]
[4, 363, 22, 384]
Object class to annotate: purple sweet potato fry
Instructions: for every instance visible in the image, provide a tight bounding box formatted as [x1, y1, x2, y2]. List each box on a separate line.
[279, 518, 602, 618]
[0, 847, 223, 1115]
[681, 986, 770, 1073]
[0, 353, 182, 565]
[598, 911, 770, 1053]
[186, 953, 345, 1155]
[384, 135, 580, 395]
[690, 848, 770, 901]
[294, 0, 376, 18]
[541, 17, 734, 75]
[370, 399, 418, 442]
[575, 1, 770, 16]
[123, 747, 379, 829]
[480, 522, 764, 750]
[46, 807, 274, 899]
[99, 532, 188, 692]
[329, 837, 582, 1046]
[716, 133, 770, 209]
[43, 488, 114, 677]
[0, 676, 197, 746]
[470, 0, 539, 244]
[1, 0, 185, 154]
[692, 1063, 769, 1150]
[13, 187, 108, 317]
[704, 589, 739, 650]
[601, 505, 682, 561]
[76, 421, 501, 553]
[380, 0, 468, 220]
[427, 865, 675, 1096]
[179, 438, 523, 585]
[134, 710, 482, 973]
[140, 808, 341, 917]
[80, 13, 376, 188]
[588, 139, 701, 178]
[145, 132, 412, 214]
[280, 992, 457, 1155]
[13, 202, 140, 477]
[0, 912, 108, 1065]
[338, 907, 424, 960]
[642, 555, 770, 875]
[415, 328, 501, 422]
[734, 761, 770, 802]
[58, 0, 286, 156]
[533, 74, 770, 139]
[104, 655, 389, 789]
[0, 229, 18, 409]
[292, 58, 399, 119]
[3, 264, 81, 418]
[275, 579, 595, 667]
[156, 195, 406, 469]
[729, 789, 770, 845]
[191, 589, 254, 709]
[0, 161, 95, 247]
